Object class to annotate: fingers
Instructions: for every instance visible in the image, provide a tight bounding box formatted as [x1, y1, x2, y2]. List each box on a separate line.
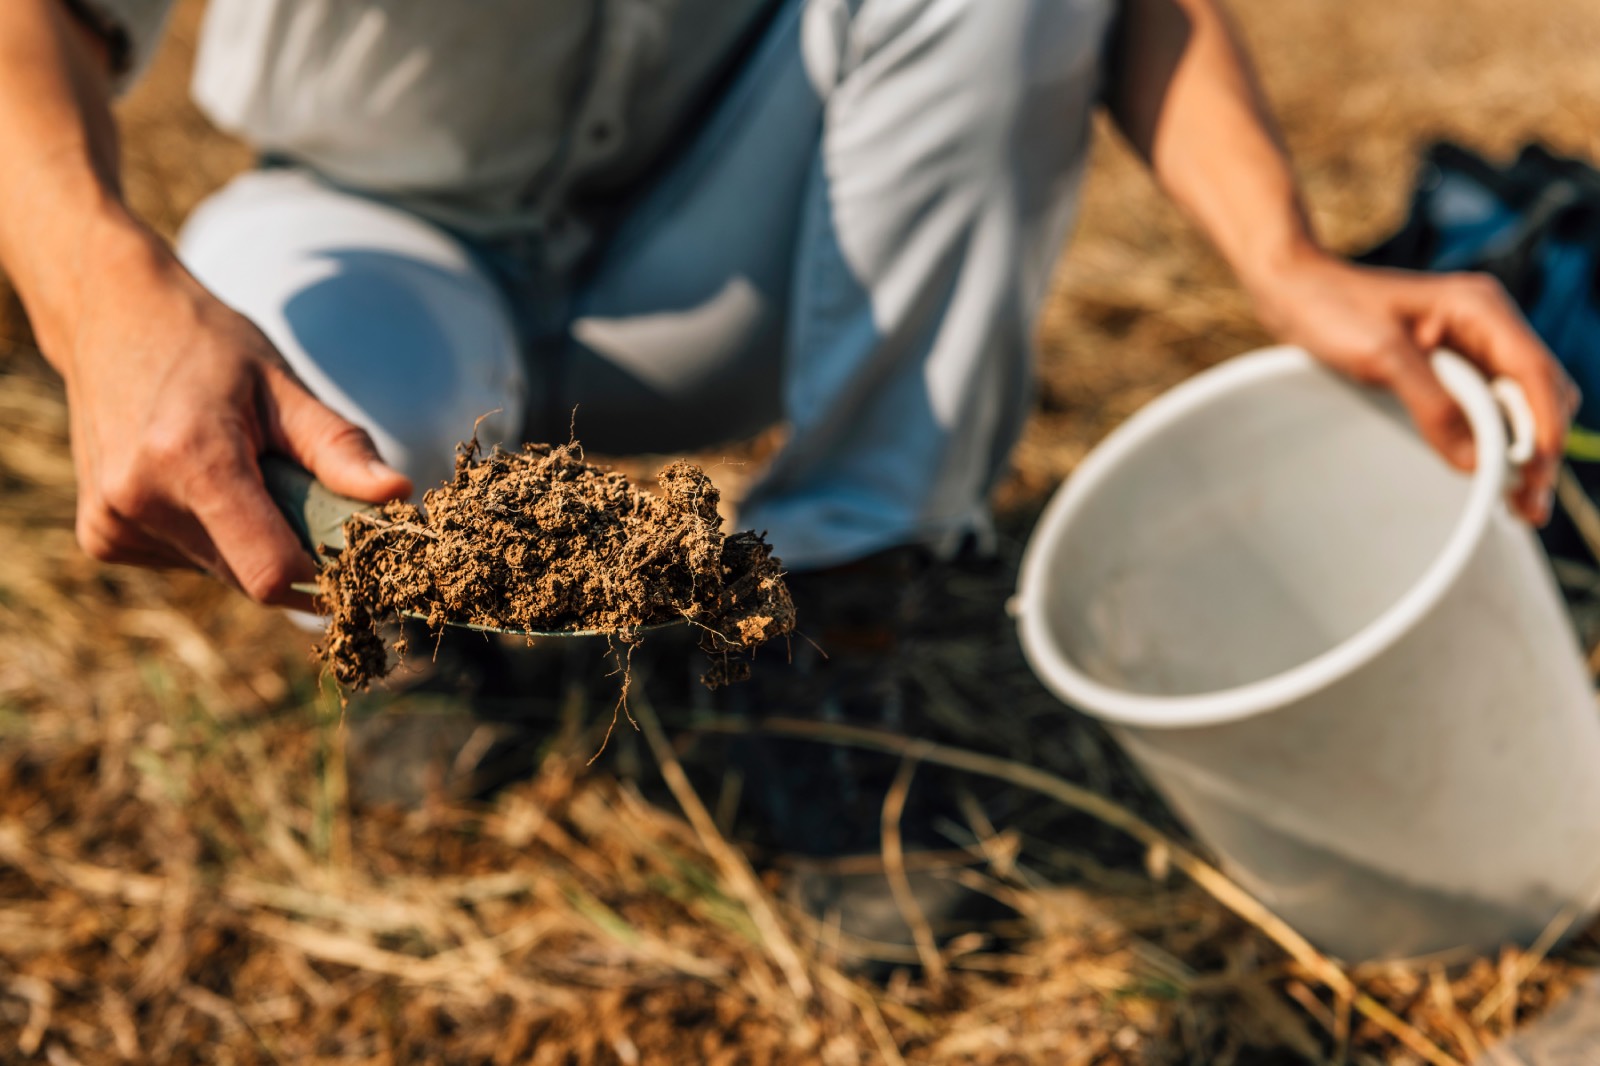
[84, 412, 319, 605]
[1380, 339, 1476, 473]
[1559, 367, 1583, 417]
[1507, 365, 1582, 525]
[259, 365, 412, 504]
[61, 267, 386, 604]
[73, 354, 398, 604]
[1403, 273, 1571, 524]
[1283, 262, 1576, 526]
[75, 506, 200, 572]
[181, 429, 321, 604]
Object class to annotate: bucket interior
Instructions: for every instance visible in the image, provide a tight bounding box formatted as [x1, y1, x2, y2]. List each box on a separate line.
[1037, 367, 1477, 698]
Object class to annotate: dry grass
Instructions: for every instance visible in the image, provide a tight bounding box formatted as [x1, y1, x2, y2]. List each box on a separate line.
[5, 1, 1600, 1062]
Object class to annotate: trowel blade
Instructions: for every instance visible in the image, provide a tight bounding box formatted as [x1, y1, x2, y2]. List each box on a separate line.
[288, 582, 679, 639]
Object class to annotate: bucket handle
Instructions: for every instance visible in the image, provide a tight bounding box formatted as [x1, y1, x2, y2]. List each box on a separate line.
[1433, 349, 1536, 493]
[1490, 376, 1537, 469]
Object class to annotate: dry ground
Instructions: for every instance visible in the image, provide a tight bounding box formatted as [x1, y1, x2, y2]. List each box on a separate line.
[5, 1, 1600, 1063]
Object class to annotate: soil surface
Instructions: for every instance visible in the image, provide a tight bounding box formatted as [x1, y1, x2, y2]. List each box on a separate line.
[315, 440, 795, 689]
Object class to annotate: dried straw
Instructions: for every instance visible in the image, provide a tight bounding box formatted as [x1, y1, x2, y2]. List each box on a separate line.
[6, 0, 1600, 1060]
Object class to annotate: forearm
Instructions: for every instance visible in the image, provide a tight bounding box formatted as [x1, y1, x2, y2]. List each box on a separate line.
[1106, 0, 1575, 523]
[1106, 0, 1320, 301]
[0, 0, 157, 371]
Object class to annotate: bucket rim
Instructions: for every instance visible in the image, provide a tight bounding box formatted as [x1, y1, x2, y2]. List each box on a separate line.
[1015, 345, 1510, 730]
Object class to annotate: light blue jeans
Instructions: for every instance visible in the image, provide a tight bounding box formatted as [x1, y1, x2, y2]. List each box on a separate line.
[179, 0, 1115, 569]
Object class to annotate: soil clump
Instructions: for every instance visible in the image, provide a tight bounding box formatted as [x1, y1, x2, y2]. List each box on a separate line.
[314, 440, 795, 690]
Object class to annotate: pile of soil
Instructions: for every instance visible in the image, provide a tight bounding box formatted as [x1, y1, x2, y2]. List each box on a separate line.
[314, 440, 795, 690]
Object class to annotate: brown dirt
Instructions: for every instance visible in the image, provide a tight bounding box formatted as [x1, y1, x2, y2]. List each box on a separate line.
[315, 438, 795, 690]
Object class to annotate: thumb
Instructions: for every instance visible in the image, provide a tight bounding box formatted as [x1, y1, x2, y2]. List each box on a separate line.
[1382, 340, 1476, 472]
[260, 365, 413, 503]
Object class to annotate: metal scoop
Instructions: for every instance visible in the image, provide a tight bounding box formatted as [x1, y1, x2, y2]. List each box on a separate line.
[261, 454, 677, 638]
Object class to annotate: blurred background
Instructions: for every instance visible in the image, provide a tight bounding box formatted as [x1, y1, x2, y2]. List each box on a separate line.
[4, 0, 1600, 1062]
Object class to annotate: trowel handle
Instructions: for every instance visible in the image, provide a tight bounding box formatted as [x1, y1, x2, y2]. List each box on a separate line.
[259, 453, 375, 559]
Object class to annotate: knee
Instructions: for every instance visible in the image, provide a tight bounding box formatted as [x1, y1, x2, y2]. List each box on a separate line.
[838, 0, 1115, 119]
[277, 254, 527, 490]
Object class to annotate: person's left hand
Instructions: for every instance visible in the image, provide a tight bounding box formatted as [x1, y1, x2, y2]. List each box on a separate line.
[1249, 250, 1580, 525]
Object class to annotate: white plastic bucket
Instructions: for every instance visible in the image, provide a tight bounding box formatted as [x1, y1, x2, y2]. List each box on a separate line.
[1016, 346, 1600, 962]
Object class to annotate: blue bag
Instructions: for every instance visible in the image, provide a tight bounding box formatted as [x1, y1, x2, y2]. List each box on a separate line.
[1361, 142, 1600, 431]
[1361, 143, 1600, 583]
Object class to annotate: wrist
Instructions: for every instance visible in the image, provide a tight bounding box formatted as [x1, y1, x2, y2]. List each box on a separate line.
[1231, 221, 1326, 289]
[15, 197, 168, 377]
[1236, 238, 1341, 336]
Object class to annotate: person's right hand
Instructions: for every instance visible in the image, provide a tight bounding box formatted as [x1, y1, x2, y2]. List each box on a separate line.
[52, 221, 412, 605]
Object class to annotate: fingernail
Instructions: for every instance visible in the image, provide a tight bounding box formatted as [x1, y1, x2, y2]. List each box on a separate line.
[1538, 487, 1555, 525]
[1451, 439, 1477, 469]
[368, 458, 402, 480]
